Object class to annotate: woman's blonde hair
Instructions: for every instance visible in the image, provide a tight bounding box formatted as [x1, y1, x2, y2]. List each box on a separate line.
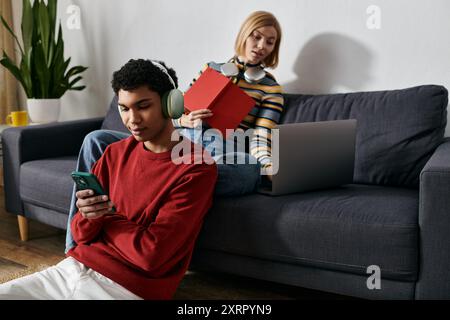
[234, 11, 282, 69]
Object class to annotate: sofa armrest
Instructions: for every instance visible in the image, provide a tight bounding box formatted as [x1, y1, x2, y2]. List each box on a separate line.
[1, 117, 104, 215]
[416, 137, 450, 299]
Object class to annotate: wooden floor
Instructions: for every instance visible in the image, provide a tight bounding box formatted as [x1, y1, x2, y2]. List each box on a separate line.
[0, 186, 66, 283]
[0, 186, 353, 299]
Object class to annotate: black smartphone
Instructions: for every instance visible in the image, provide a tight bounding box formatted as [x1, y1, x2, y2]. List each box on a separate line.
[71, 171, 116, 212]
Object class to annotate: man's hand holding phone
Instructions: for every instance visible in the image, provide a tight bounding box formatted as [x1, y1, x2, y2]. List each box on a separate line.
[75, 190, 115, 219]
[71, 171, 116, 220]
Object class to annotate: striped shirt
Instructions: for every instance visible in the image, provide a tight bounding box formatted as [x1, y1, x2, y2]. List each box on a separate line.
[182, 59, 284, 169]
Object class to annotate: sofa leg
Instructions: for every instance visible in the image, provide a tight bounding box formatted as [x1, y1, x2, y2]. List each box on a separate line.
[17, 215, 29, 242]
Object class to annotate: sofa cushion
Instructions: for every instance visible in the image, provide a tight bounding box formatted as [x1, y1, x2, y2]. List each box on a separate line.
[20, 157, 78, 214]
[101, 95, 128, 133]
[281, 85, 448, 188]
[197, 184, 419, 281]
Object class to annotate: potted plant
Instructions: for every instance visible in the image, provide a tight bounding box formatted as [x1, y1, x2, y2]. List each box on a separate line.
[0, 0, 87, 123]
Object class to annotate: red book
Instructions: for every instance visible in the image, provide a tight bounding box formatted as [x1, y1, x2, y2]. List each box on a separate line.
[184, 67, 255, 139]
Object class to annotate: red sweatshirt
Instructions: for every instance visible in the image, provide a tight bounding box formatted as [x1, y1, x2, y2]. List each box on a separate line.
[68, 136, 218, 299]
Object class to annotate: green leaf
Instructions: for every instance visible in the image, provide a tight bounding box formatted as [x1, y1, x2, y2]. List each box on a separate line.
[47, 14, 60, 68]
[24, 47, 32, 68]
[47, 0, 57, 41]
[1, 13, 24, 55]
[21, 0, 33, 56]
[70, 86, 86, 91]
[51, 24, 64, 69]
[62, 58, 72, 74]
[0, 52, 31, 97]
[48, 40, 54, 67]
[38, 0, 50, 62]
[57, 23, 64, 52]
[20, 57, 32, 97]
[33, 42, 50, 98]
[65, 66, 88, 79]
[0, 53, 21, 81]
[68, 76, 82, 87]
[31, 0, 39, 47]
[50, 26, 65, 81]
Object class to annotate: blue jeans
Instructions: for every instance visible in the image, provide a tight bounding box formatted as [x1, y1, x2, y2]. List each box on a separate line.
[65, 128, 261, 253]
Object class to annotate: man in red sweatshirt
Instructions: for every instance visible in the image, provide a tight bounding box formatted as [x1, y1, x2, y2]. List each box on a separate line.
[0, 59, 218, 300]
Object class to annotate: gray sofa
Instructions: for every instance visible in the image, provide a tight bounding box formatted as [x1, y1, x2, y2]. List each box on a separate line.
[2, 84, 449, 299]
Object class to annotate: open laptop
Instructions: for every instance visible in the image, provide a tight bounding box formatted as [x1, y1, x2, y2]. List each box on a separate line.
[258, 119, 357, 196]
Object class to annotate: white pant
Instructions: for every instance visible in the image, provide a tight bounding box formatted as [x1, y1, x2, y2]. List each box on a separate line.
[0, 257, 142, 300]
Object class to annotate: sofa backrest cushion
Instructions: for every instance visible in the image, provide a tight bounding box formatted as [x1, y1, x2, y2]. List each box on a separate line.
[280, 85, 448, 188]
[101, 95, 129, 134]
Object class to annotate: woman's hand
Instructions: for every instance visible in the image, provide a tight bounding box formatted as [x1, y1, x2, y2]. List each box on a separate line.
[180, 109, 213, 128]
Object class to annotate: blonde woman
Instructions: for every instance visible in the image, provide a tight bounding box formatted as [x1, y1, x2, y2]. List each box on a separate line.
[177, 10, 284, 182]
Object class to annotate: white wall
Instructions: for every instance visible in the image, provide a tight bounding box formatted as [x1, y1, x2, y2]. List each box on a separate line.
[11, 0, 450, 133]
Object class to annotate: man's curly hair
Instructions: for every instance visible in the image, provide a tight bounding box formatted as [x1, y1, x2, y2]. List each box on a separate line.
[111, 59, 178, 97]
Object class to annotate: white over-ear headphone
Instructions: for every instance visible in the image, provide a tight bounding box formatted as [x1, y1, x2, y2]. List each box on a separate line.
[220, 57, 266, 84]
